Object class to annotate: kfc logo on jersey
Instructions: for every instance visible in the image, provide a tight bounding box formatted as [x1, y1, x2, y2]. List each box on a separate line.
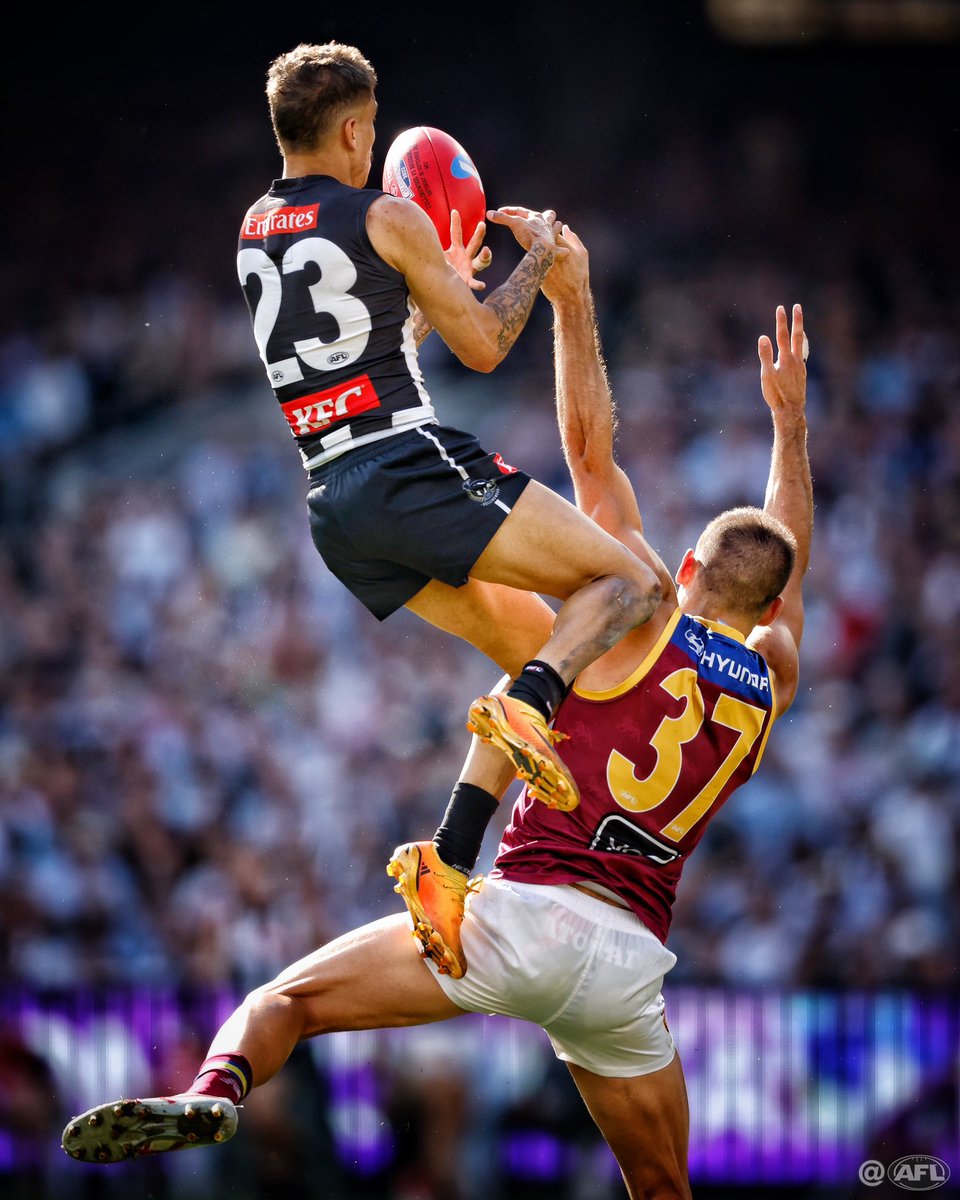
[241, 203, 320, 240]
[281, 375, 381, 436]
[492, 453, 518, 475]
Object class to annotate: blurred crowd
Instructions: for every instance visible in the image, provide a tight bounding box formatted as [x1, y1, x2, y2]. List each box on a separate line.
[1, 103, 958, 1008]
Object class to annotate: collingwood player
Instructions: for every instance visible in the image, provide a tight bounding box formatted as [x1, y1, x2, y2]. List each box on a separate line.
[236, 42, 663, 814]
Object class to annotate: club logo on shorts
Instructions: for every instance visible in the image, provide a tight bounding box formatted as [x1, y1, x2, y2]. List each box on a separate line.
[463, 478, 501, 506]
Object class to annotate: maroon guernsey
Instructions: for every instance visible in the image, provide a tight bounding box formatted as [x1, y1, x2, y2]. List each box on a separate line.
[493, 609, 779, 942]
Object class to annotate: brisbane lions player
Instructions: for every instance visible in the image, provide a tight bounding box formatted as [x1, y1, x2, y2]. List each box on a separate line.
[386, 227, 812, 1196]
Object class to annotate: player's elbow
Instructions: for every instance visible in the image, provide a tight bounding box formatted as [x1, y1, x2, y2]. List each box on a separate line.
[457, 344, 502, 373]
[456, 352, 499, 372]
[472, 354, 502, 374]
[464, 310, 516, 372]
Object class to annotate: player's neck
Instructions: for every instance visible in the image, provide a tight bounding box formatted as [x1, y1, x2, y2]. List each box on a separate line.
[281, 150, 349, 183]
[681, 599, 752, 638]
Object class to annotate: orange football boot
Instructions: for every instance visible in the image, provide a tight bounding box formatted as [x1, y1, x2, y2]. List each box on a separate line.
[467, 693, 580, 811]
[387, 841, 477, 979]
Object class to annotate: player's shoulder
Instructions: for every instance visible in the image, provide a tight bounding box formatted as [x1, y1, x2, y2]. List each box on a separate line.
[238, 186, 274, 224]
[367, 189, 436, 235]
[366, 192, 445, 276]
[747, 622, 800, 712]
[246, 186, 274, 208]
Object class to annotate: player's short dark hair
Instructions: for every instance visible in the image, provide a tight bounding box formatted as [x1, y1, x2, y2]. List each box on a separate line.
[696, 506, 796, 616]
[266, 42, 378, 152]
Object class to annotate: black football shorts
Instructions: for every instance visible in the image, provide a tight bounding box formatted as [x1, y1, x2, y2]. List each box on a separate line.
[305, 424, 531, 619]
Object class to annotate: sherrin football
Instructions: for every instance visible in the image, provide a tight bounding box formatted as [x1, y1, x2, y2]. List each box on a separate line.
[381, 126, 486, 251]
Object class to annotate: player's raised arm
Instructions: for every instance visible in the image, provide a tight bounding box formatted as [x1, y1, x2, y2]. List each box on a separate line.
[367, 196, 559, 372]
[749, 303, 814, 709]
[542, 224, 676, 600]
[408, 212, 493, 346]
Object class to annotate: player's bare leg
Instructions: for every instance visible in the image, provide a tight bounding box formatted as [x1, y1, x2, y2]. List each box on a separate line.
[405, 577, 555, 678]
[466, 480, 661, 806]
[469, 480, 661, 672]
[411, 482, 661, 807]
[207, 916, 464, 1064]
[62, 917, 464, 1164]
[567, 1053, 692, 1200]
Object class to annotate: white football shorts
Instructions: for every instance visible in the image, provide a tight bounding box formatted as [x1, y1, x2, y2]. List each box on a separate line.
[427, 875, 678, 1078]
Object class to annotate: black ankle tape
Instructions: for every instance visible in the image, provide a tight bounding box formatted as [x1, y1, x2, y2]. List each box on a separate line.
[506, 659, 569, 722]
[434, 783, 499, 874]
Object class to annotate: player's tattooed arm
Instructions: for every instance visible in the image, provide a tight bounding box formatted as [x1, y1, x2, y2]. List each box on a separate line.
[487, 242, 557, 354]
[410, 305, 433, 347]
[409, 215, 491, 347]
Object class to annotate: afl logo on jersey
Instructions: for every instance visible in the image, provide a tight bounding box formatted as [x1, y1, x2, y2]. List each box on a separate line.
[327, 351, 350, 365]
[463, 478, 501, 506]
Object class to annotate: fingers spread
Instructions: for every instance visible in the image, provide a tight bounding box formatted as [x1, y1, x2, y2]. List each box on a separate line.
[465, 219, 487, 258]
[776, 305, 790, 356]
[791, 303, 806, 360]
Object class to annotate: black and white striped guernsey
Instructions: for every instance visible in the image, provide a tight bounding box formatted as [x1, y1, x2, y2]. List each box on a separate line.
[237, 174, 436, 470]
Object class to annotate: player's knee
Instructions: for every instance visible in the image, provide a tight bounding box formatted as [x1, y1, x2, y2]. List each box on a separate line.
[620, 1155, 689, 1200]
[245, 981, 304, 1027]
[584, 572, 660, 643]
[619, 568, 663, 630]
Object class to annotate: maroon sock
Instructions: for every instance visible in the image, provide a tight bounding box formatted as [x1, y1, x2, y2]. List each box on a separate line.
[187, 1053, 253, 1104]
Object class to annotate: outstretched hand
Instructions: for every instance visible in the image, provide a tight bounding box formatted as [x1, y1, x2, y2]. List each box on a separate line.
[486, 206, 567, 258]
[444, 210, 493, 291]
[540, 222, 590, 304]
[758, 304, 808, 417]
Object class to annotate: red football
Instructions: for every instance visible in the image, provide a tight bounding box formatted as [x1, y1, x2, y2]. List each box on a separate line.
[381, 126, 486, 251]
